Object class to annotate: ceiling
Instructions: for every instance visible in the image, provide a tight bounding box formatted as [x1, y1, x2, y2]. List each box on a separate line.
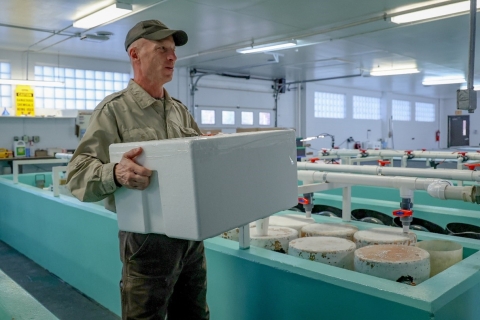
[0, 0, 478, 99]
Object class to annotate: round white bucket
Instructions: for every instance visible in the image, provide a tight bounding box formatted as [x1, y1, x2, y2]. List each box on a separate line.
[354, 227, 417, 249]
[300, 223, 358, 241]
[354, 244, 430, 284]
[250, 226, 298, 253]
[416, 240, 463, 277]
[289, 236, 356, 269]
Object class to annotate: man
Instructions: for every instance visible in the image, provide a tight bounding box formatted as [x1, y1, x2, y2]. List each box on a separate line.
[66, 20, 209, 320]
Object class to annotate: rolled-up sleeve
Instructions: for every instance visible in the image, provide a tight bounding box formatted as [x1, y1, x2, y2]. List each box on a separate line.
[66, 106, 120, 203]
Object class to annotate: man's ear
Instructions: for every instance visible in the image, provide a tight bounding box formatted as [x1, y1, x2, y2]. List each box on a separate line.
[129, 46, 139, 61]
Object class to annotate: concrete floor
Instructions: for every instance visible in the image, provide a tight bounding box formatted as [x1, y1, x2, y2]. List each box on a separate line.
[0, 241, 120, 320]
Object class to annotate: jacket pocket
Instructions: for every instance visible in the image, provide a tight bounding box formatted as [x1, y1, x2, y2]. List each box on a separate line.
[122, 127, 158, 142]
[168, 122, 199, 138]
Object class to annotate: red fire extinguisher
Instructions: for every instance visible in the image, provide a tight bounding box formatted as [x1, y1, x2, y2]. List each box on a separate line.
[435, 130, 440, 142]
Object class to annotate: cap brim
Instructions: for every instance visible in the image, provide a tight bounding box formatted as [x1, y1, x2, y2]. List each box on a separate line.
[143, 29, 188, 46]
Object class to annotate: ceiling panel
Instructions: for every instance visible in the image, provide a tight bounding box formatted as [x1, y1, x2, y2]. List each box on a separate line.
[0, 0, 477, 99]
[0, 0, 112, 29]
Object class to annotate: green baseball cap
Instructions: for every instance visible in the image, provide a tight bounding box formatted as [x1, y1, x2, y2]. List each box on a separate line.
[125, 20, 188, 51]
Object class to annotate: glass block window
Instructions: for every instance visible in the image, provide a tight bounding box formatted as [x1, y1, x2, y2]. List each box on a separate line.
[415, 102, 435, 122]
[353, 95, 380, 119]
[241, 111, 253, 125]
[259, 112, 271, 125]
[222, 111, 235, 125]
[314, 92, 345, 118]
[201, 110, 215, 125]
[34, 66, 130, 110]
[392, 99, 411, 121]
[0, 62, 11, 108]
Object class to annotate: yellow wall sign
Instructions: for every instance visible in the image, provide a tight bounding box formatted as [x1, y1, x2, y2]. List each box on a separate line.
[15, 85, 35, 116]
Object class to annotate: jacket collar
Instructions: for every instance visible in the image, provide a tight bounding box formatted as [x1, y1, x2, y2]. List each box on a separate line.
[128, 80, 173, 109]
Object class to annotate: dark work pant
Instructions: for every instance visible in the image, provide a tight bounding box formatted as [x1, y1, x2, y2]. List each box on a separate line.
[119, 231, 209, 320]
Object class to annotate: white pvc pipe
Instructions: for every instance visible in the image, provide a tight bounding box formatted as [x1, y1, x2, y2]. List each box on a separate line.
[318, 149, 480, 160]
[342, 186, 351, 222]
[239, 224, 250, 250]
[52, 166, 68, 197]
[297, 162, 480, 182]
[444, 186, 476, 202]
[297, 170, 476, 203]
[55, 153, 73, 160]
[255, 217, 269, 236]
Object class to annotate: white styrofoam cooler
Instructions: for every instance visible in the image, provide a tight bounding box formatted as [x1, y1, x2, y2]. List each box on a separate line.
[109, 130, 298, 241]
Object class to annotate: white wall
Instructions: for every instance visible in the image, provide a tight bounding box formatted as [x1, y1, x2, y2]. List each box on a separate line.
[305, 83, 440, 152]
[166, 72, 296, 130]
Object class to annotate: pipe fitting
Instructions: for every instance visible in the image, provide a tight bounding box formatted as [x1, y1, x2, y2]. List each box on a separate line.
[427, 180, 452, 200]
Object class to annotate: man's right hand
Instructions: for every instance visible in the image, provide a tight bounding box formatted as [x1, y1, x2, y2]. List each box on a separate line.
[114, 147, 152, 190]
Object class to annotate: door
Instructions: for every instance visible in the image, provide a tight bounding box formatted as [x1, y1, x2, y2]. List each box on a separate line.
[448, 115, 469, 147]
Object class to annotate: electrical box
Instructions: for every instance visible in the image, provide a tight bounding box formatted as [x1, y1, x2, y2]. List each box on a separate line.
[109, 130, 298, 241]
[457, 89, 477, 113]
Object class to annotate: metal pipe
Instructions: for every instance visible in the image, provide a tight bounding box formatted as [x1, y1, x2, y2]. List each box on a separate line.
[285, 73, 362, 86]
[468, 0, 477, 92]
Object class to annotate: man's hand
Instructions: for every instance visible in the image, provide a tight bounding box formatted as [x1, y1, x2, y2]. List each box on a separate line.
[114, 147, 152, 190]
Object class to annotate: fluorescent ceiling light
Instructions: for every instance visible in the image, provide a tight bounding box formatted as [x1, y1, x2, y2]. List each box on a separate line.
[391, 1, 479, 24]
[422, 77, 466, 85]
[73, 2, 132, 29]
[370, 68, 420, 76]
[0, 79, 64, 87]
[237, 40, 297, 54]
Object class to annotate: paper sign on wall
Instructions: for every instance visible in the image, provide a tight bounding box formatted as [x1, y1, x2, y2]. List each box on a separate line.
[15, 85, 35, 116]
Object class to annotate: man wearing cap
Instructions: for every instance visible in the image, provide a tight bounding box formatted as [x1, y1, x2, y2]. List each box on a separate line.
[67, 20, 209, 320]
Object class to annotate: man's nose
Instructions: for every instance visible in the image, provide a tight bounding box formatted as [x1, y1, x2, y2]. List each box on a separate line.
[168, 50, 177, 61]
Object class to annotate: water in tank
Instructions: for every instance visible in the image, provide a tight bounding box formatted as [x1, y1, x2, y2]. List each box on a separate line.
[446, 223, 480, 240]
[351, 209, 393, 226]
[393, 217, 447, 234]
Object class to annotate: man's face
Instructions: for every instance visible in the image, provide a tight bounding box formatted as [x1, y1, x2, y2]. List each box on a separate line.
[137, 35, 177, 85]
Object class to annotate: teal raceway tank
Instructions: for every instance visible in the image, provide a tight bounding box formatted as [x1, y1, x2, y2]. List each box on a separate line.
[2, 173, 480, 319]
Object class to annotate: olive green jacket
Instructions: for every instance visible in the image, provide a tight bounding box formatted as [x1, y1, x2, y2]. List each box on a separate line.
[66, 80, 201, 212]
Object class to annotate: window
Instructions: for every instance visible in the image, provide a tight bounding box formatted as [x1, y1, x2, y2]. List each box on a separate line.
[241, 111, 253, 125]
[201, 110, 215, 124]
[259, 112, 271, 125]
[34, 66, 130, 110]
[353, 95, 380, 119]
[314, 92, 345, 118]
[415, 102, 435, 122]
[0, 62, 11, 108]
[392, 100, 410, 121]
[222, 111, 235, 125]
